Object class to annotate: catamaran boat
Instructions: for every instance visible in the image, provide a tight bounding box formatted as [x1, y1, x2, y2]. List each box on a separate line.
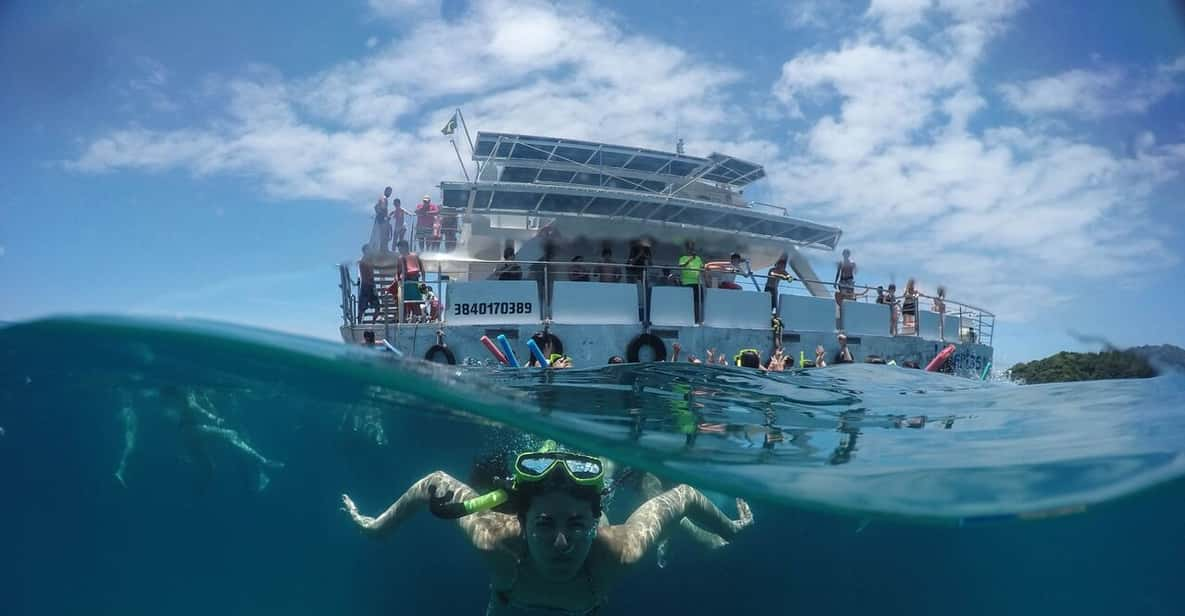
[337, 131, 994, 374]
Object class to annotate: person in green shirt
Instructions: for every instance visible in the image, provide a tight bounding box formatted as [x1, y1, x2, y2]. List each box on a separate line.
[678, 240, 704, 322]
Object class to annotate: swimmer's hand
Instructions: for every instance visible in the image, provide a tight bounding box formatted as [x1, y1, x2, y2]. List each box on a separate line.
[341, 494, 378, 531]
[428, 484, 469, 519]
[734, 498, 754, 533]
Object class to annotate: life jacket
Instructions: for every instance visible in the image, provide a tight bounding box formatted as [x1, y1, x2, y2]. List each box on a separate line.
[402, 253, 421, 278]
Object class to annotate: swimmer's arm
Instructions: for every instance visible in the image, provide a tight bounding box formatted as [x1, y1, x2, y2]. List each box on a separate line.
[185, 392, 223, 425]
[605, 485, 752, 565]
[678, 519, 728, 549]
[341, 471, 516, 551]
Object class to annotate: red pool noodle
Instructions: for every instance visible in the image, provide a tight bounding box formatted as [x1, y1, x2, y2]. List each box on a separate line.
[925, 344, 957, 372]
[480, 335, 509, 365]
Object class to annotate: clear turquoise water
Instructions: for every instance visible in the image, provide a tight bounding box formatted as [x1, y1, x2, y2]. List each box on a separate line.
[2, 316, 1183, 614]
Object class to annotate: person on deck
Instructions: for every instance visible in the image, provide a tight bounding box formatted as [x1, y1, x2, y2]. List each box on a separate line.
[390, 240, 425, 320]
[496, 244, 523, 281]
[678, 240, 704, 323]
[568, 256, 590, 282]
[764, 255, 793, 310]
[368, 187, 393, 255]
[415, 195, 438, 252]
[834, 249, 856, 300]
[902, 279, 920, 335]
[597, 246, 623, 283]
[390, 198, 408, 248]
[395, 240, 424, 283]
[933, 286, 947, 341]
[358, 244, 380, 323]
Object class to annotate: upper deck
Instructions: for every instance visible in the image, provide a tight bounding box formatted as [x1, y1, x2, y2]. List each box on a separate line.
[442, 132, 842, 251]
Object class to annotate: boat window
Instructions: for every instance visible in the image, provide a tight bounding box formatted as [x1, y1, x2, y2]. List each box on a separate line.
[491, 191, 539, 211]
[584, 197, 626, 215]
[624, 156, 666, 172]
[538, 193, 584, 213]
[538, 169, 578, 183]
[554, 146, 595, 164]
[511, 143, 551, 160]
[474, 191, 496, 209]
[442, 189, 469, 208]
[500, 167, 538, 183]
[670, 206, 724, 226]
[595, 150, 631, 167]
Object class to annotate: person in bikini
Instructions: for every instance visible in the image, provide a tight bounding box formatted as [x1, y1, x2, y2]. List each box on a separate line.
[341, 443, 753, 615]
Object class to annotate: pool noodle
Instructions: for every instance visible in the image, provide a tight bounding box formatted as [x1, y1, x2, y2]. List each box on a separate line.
[496, 335, 520, 368]
[480, 336, 509, 365]
[526, 339, 550, 368]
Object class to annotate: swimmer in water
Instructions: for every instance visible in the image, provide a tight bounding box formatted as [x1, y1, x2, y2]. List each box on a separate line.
[114, 385, 283, 490]
[341, 443, 753, 614]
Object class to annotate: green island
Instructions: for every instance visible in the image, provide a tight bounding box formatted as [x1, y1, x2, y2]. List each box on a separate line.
[1008, 344, 1185, 384]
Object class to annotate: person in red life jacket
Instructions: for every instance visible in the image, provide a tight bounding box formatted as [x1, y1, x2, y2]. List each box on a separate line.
[415, 195, 440, 251]
[414, 195, 433, 251]
[387, 240, 426, 320]
[394, 239, 424, 283]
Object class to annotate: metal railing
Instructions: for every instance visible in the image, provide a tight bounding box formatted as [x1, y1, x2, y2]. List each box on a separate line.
[339, 257, 995, 346]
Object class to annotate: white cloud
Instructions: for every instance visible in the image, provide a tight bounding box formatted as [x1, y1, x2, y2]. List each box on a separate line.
[771, 1, 1184, 320]
[865, 0, 934, 34]
[365, 36, 378, 49]
[69, 0, 745, 205]
[1000, 56, 1185, 118]
[67, 0, 1184, 324]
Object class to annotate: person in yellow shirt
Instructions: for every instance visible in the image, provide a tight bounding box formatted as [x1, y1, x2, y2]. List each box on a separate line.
[678, 240, 704, 322]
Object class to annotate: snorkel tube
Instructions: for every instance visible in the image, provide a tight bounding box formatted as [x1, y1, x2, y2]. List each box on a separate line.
[430, 486, 508, 519]
[526, 338, 550, 367]
[428, 440, 564, 519]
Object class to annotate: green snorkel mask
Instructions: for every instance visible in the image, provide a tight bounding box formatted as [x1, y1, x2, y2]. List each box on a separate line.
[734, 348, 760, 367]
[429, 441, 606, 519]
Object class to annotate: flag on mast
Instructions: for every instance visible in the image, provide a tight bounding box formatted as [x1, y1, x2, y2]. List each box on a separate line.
[441, 112, 458, 136]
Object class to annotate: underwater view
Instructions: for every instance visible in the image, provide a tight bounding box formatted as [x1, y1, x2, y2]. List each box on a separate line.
[3, 317, 1184, 614]
[6, 0, 1185, 614]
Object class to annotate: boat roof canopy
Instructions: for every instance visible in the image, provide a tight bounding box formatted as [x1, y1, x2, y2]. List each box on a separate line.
[473, 132, 766, 188]
[441, 181, 841, 250]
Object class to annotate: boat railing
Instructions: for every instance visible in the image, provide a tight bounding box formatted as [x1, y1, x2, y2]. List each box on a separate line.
[341, 258, 994, 346]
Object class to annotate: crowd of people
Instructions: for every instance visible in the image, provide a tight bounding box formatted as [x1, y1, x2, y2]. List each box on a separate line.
[358, 187, 450, 324]
[491, 238, 789, 323]
[366, 187, 460, 257]
[832, 249, 962, 340]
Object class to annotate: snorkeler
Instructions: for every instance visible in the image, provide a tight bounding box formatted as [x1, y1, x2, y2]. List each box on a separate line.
[341, 444, 753, 614]
[114, 385, 283, 490]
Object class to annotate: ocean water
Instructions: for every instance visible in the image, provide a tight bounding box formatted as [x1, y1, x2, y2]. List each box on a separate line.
[2, 316, 1184, 615]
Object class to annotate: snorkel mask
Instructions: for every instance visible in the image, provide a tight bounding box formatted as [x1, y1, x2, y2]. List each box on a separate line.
[430, 441, 605, 519]
[734, 348, 760, 367]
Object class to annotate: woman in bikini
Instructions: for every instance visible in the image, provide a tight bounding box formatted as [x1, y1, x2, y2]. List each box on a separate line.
[341, 444, 753, 614]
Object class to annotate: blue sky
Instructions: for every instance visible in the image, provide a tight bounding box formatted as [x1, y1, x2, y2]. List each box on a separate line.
[2, 0, 1184, 367]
